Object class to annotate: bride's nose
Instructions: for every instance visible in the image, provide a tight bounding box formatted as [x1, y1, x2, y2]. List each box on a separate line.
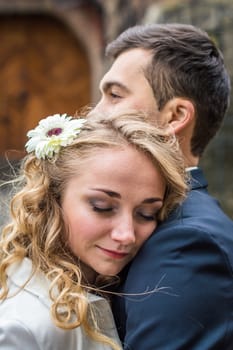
[110, 215, 136, 245]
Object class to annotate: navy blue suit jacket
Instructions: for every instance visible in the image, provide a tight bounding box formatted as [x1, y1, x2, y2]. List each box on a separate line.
[113, 168, 233, 349]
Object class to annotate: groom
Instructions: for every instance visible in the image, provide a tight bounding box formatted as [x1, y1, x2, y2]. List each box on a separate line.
[92, 23, 233, 349]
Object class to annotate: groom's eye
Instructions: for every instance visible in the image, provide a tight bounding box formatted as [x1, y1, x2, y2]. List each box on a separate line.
[110, 92, 121, 98]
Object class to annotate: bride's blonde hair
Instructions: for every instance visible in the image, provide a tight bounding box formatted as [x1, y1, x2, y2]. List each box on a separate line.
[0, 111, 188, 349]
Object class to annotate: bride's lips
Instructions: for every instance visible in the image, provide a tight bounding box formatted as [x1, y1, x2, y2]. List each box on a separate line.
[97, 246, 129, 259]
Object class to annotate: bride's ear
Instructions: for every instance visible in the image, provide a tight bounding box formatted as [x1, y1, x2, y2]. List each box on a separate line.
[160, 98, 195, 134]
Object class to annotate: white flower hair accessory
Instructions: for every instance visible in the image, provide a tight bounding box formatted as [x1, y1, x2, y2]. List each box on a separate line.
[25, 113, 86, 159]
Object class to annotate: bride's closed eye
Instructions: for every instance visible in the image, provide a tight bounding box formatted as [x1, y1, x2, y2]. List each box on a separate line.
[89, 199, 115, 214]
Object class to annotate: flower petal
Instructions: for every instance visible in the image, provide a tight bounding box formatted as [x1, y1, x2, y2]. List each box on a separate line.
[25, 114, 86, 159]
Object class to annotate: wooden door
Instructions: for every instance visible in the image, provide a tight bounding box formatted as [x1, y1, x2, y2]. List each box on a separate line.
[0, 14, 90, 160]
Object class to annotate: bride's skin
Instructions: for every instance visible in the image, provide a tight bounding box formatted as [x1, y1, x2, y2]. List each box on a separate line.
[62, 145, 166, 283]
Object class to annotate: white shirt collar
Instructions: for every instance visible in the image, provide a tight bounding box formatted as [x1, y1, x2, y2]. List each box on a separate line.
[185, 166, 198, 172]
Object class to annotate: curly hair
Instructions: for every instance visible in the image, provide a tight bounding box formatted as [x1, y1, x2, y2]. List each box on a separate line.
[0, 111, 188, 349]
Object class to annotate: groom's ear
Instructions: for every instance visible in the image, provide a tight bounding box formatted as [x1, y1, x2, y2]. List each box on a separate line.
[159, 97, 195, 134]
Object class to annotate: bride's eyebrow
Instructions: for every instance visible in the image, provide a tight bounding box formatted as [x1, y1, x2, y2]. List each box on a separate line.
[142, 198, 163, 204]
[89, 188, 121, 199]
[90, 188, 163, 204]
